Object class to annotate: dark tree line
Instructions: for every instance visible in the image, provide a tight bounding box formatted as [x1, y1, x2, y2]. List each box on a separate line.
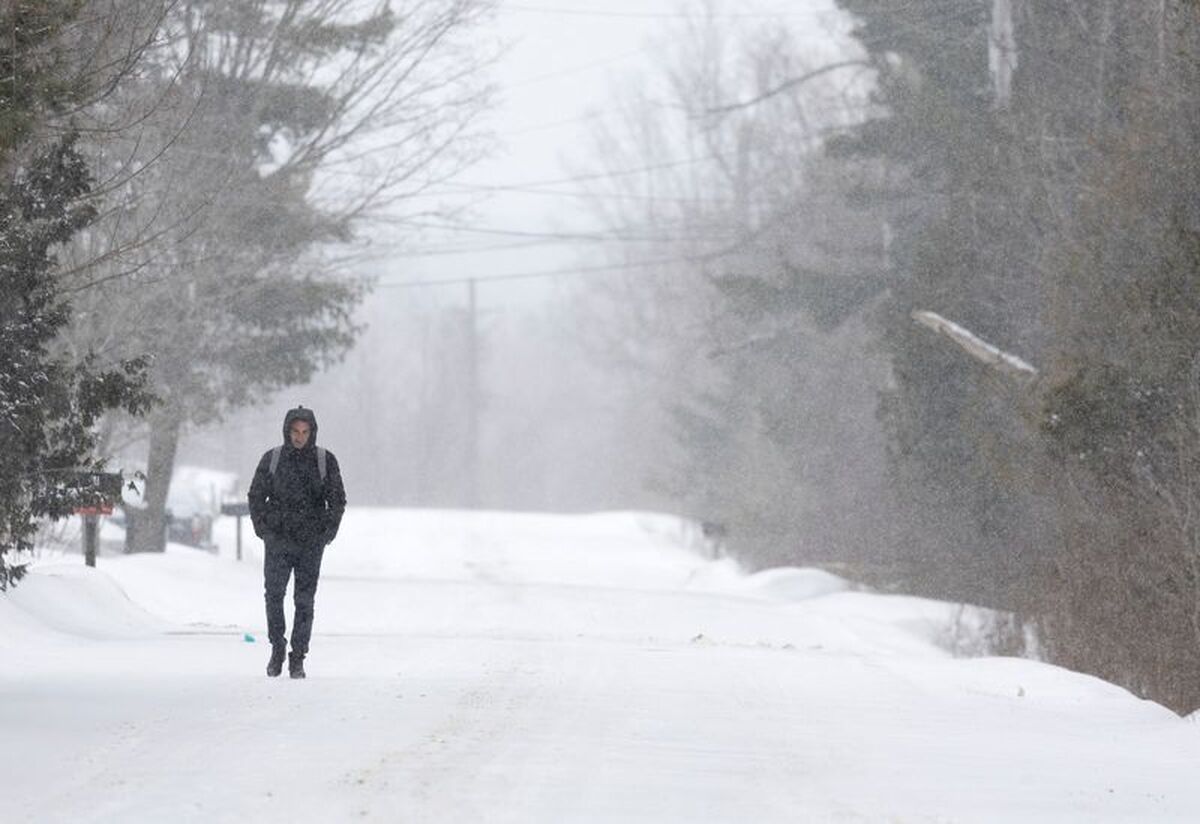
[829, 0, 1200, 711]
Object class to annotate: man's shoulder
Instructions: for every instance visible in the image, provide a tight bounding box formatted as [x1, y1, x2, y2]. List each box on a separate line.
[316, 447, 342, 479]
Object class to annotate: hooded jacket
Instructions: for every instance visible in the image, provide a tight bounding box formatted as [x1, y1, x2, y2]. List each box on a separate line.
[248, 407, 347, 547]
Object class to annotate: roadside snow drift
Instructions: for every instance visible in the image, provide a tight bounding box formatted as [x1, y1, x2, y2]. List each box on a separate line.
[2, 508, 1197, 823]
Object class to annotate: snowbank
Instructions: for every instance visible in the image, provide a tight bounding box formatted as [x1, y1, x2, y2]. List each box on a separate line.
[3, 506, 1193, 823]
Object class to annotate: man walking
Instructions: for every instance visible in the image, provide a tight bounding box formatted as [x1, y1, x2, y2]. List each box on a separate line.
[248, 406, 346, 678]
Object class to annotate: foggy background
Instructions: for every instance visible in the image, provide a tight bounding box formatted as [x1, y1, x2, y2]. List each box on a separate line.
[10, 0, 1200, 715]
[180, 0, 856, 515]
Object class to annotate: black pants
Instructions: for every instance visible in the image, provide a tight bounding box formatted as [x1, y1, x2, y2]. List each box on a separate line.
[263, 537, 325, 654]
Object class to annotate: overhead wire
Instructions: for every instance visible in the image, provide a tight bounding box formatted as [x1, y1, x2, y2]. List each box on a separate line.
[499, 112, 602, 137]
[503, 3, 814, 20]
[372, 243, 741, 290]
[381, 238, 571, 258]
[505, 46, 648, 89]
[318, 153, 719, 188]
[418, 180, 741, 205]
[370, 216, 739, 245]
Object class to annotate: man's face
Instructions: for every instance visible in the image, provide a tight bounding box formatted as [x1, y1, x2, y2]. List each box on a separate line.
[289, 420, 312, 449]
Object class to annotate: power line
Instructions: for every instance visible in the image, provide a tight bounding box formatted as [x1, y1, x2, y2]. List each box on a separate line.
[370, 195, 793, 289]
[375, 217, 739, 244]
[371, 230, 761, 289]
[317, 152, 716, 189]
[506, 46, 647, 89]
[426, 154, 718, 189]
[504, 3, 813, 20]
[425, 180, 741, 205]
[372, 253, 717, 289]
[499, 112, 601, 137]
[382, 239, 571, 257]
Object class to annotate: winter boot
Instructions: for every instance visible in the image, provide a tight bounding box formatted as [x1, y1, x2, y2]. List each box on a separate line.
[266, 643, 286, 677]
[288, 651, 306, 679]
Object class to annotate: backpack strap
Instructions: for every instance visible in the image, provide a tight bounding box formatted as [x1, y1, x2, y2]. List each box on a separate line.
[269, 444, 326, 481]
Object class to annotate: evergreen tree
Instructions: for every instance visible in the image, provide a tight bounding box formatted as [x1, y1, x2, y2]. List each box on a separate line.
[0, 3, 156, 588]
[835, 1, 1200, 710]
[60, 0, 493, 551]
[829, 0, 1047, 607]
[575, 9, 900, 570]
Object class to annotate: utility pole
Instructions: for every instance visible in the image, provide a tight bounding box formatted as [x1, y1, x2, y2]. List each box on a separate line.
[1156, 0, 1168, 76]
[990, 0, 1017, 108]
[464, 278, 480, 508]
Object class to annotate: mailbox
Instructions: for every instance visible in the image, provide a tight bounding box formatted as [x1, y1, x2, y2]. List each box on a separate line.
[71, 471, 125, 566]
[221, 500, 252, 561]
[221, 501, 251, 518]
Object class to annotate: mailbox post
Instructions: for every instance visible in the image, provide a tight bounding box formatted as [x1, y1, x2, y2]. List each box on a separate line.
[81, 512, 100, 567]
[221, 501, 251, 561]
[73, 472, 123, 568]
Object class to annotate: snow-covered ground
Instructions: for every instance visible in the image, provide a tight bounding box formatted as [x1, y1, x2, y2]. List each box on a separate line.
[3, 508, 1198, 822]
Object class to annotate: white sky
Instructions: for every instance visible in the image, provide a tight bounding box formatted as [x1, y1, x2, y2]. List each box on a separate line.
[370, 0, 851, 308]
[190, 0, 859, 498]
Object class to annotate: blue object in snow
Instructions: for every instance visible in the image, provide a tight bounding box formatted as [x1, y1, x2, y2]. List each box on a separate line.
[243, 632, 256, 643]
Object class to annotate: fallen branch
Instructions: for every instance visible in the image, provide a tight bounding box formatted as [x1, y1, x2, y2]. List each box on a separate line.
[912, 310, 1038, 384]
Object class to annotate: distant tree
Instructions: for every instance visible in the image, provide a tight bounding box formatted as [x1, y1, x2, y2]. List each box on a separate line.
[825, 0, 1053, 607]
[574, 4, 896, 569]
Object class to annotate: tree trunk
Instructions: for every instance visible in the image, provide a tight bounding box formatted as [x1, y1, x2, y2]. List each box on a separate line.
[990, 0, 1017, 108]
[129, 410, 181, 553]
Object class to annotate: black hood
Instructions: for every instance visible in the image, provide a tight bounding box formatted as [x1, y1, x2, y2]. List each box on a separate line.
[282, 406, 318, 448]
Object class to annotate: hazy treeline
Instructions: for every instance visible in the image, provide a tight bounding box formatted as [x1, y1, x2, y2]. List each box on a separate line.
[582, 2, 1200, 713]
[574, 6, 899, 564]
[199, 288, 622, 513]
[0, 0, 494, 575]
[841, 0, 1200, 715]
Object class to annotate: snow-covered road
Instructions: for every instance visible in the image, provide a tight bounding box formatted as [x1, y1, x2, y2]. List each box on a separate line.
[2, 509, 1198, 822]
